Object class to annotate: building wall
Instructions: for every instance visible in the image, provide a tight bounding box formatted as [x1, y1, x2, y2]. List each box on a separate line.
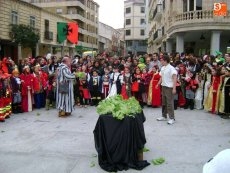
[99, 22, 123, 56]
[29, 0, 99, 51]
[124, 0, 147, 55]
[147, 0, 230, 54]
[0, 0, 76, 61]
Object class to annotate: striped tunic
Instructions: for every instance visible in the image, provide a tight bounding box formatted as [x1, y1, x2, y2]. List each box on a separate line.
[56, 63, 76, 113]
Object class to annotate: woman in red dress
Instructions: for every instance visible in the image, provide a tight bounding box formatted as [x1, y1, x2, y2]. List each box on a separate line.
[148, 65, 161, 107]
[20, 66, 33, 112]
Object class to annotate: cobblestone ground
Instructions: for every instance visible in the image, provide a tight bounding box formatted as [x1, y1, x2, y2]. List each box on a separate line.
[0, 106, 229, 173]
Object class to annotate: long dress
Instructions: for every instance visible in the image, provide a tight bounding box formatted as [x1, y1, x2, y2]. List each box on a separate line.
[195, 80, 204, 110]
[219, 76, 230, 114]
[56, 63, 76, 113]
[121, 73, 132, 100]
[203, 73, 212, 110]
[107, 72, 122, 98]
[147, 72, 161, 107]
[204, 75, 221, 113]
[20, 73, 33, 112]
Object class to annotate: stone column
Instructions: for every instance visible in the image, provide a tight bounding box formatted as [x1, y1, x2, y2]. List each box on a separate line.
[210, 31, 221, 55]
[176, 33, 184, 54]
[36, 43, 39, 57]
[166, 39, 173, 53]
[50, 45, 53, 54]
[69, 47, 75, 57]
[18, 44, 22, 59]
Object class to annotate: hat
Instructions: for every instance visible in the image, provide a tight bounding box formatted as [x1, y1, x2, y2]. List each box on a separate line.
[139, 57, 145, 63]
[215, 51, 222, 56]
[203, 149, 230, 173]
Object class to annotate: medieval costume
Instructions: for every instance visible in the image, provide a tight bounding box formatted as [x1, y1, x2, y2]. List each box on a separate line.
[45, 75, 56, 110]
[195, 74, 204, 110]
[56, 63, 76, 116]
[10, 69, 23, 114]
[121, 67, 132, 100]
[132, 67, 145, 107]
[88, 70, 102, 106]
[218, 66, 230, 118]
[203, 69, 212, 109]
[204, 68, 221, 114]
[147, 70, 161, 107]
[184, 70, 198, 110]
[107, 66, 122, 98]
[102, 72, 110, 99]
[32, 65, 46, 109]
[19, 66, 33, 112]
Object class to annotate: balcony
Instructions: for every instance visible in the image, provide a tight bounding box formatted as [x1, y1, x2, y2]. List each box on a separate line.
[152, 4, 163, 21]
[168, 10, 230, 35]
[44, 31, 53, 41]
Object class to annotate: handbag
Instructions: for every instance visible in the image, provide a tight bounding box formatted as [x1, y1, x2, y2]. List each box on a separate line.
[57, 66, 70, 94]
[13, 92, 22, 104]
[58, 82, 69, 94]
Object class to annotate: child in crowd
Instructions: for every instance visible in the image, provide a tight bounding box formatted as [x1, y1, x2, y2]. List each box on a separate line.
[11, 69, 23, 114]
[89, 70, 102, 106]
[45, 75, 56, 110]
[195, 73, 204, 110]
[102, 67, 110, 99]
[132, 67, 145, 107]
[121, 67, 132, 100]
[107, 65, 122, 98]
[184, 70, 198, 110]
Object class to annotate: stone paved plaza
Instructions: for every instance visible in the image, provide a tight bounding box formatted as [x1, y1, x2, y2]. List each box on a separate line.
[0, 107, 229, 173]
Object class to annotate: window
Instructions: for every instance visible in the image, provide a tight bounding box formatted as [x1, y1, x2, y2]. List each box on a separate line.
[56, 8, 62, 14]
[140, 19, 145, 25]
[126, 40, 132, 46]
[140, 29, 145, 36]
[126, 19, 131, 25]
[183, 0, 202, 12]
[30, 16, 35, 28]
[126, 30, 131, 36]
[126, 7, 131, 14]
[11, 11, 18, 24]
[141, 7, 145, 13]
[45, 19, 49, 31]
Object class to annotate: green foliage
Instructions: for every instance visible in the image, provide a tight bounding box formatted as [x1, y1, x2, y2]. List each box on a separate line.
[96, 95, 142, 120]
[151, 157, 165, 165]
[10, 24, 39, 49]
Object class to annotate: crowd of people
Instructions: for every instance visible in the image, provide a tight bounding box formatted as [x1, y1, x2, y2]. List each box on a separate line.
[0, 50, 230, 121]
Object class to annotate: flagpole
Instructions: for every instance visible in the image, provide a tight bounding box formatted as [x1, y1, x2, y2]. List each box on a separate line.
[61, 41, 64, 57]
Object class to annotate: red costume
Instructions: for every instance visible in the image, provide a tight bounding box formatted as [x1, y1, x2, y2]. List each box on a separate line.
[20, 71, 33, 112]
[211, 75, 221, 114]
[150, 72, 161, 107]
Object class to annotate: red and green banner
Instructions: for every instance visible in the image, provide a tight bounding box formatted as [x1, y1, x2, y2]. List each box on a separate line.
[57, 22, 78, 44]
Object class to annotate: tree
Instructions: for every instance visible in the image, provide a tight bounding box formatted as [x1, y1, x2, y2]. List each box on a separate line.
[10, 24, 40, 55]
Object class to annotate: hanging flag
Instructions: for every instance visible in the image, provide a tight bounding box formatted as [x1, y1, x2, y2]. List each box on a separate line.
[57, 22, 68, 43]
[67, 22, 79, 44]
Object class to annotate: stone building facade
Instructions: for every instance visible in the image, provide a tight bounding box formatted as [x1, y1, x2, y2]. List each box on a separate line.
[148, 0, 230, 55]
[124, 0, 148, 56]
[0, 0, 75, 62]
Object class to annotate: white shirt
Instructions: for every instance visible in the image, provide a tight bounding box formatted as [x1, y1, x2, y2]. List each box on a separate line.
[159, 64, 177, 88]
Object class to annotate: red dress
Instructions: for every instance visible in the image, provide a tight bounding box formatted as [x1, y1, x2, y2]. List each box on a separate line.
[20, 73, 33, 112]
[211, 76, 221, 114]
[151, 72, 161, 106]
